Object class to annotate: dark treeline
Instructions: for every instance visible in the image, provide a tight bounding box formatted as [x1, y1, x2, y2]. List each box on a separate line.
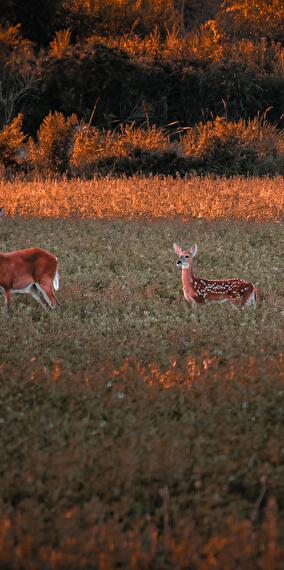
[1, 0, 284, 177]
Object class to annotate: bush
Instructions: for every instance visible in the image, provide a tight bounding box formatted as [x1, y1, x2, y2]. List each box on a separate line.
[0, 23, 33, 70]
[3, 113, 284, 178]
[62, 0, 178, 38]
[219, 0, 284, 42]
[35, 43, 137, 131]
[0, 113, 26, 171]
[181, 116, 284, 175]
[71, 126, 119, 177]
[67, 117, 284, 177]
[28, 111, 78, 175]
[70, 124, 193, 177]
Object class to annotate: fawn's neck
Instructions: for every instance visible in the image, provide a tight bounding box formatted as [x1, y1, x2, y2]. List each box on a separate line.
[181, 264, 195, 299]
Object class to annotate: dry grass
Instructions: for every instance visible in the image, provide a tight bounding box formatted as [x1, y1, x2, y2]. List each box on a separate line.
[0, 208, 283, 568]
[1, 175, 284, 221]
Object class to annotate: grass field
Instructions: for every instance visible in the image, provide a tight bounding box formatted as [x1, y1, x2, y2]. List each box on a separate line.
[0, 177, 283, 568]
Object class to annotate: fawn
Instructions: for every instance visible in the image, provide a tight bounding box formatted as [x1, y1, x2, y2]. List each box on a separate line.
[174, 243, 256, 308]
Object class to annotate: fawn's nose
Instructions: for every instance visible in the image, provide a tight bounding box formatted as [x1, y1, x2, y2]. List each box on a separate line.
[176, 259, 182, 266]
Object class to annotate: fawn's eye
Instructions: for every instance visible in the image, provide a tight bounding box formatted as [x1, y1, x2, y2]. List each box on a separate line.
[184, 255, 189, 258]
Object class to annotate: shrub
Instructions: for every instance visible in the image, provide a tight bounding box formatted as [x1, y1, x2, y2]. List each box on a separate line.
[119, 124, 169, 151]
[71, 126, 119, 177]
[28, 111, 78, 175]
[181, 116, 284, 175]
[63, 0, 178, 37]
[0, 113, 26, 171]
[3, 113, 284, 178]
[36, 41, 284, 133]
[36, 43, 137, 130]
[71, 124, 180, 177]
[219, 0, 284, 42]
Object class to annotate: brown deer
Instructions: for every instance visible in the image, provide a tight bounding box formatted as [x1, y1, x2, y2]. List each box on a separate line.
[0, 247, 60, 311]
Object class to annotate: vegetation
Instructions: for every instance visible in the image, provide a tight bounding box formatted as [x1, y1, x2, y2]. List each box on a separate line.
[1, 114, 284, 177]
[0, 175, 283, 220]
[28, 111, 78, 175]
[0, 113, 26, 171]
[1, 1, 284, 176]
[0, 2, 283, 567]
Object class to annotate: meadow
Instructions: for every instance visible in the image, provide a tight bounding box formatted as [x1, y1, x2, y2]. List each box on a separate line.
[0, 176, 283, 569]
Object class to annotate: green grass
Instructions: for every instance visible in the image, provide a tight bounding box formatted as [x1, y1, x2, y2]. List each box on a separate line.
[0, 216, 283, 569]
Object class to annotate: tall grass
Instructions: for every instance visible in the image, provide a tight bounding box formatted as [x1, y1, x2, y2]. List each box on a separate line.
[0, 175, 283, 220]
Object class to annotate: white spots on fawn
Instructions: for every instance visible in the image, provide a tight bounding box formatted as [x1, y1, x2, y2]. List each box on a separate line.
[174, 242, 256, 308]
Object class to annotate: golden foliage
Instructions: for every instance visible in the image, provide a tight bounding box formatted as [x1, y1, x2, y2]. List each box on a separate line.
[49, 29, 72, 58]
[181, 116, 284, 174]
[0, 114, 26, 167]
[0, 175, 283, 220]
[71, 124, 169, 176]
[24, 115, 284, 177]
[28, 111, 78, 174]
[220, 0, 284, 39]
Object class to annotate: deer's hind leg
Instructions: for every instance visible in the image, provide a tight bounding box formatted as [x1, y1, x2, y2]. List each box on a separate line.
[29, 284, 49, 309]
[35, 278, 58, 309]
[243, 289, 257, 308]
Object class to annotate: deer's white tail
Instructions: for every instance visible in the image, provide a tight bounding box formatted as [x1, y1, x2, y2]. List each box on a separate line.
[53, 269, 60, 291]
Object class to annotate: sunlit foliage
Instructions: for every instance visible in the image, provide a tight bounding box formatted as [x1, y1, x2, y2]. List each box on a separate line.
[49, 28, 72, 57]
[220, 0, 284, 41]
[2, 3, 284, 144]
[63, 0, 178, 35]
[0, 176, 283, 220]
[1, 115, 282, 177]
[28, 111, 78, 175]
[181, 116, 284, 175]
[0, 113, 26, 168]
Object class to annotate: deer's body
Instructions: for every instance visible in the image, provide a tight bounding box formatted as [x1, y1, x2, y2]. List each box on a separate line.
[174, 243, 256, 308]
[0, 247, 59, 310]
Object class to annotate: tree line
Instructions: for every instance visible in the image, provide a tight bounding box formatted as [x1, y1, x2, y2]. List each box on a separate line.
[0, 0, 284, 176]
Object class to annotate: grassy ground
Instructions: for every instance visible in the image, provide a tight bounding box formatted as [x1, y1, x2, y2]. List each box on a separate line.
[0, 199, 283, 567]
[1, 216, 283, 369]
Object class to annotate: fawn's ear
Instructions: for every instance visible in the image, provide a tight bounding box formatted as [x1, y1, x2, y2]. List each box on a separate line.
[190, 244, 198, 257]
[173, 243, 182, 255]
